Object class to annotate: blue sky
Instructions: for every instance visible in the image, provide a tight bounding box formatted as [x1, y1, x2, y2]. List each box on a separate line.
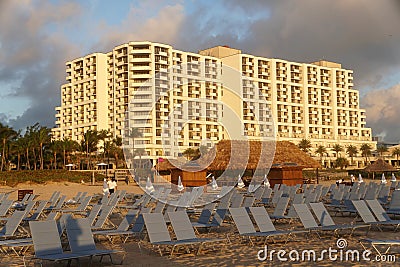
[0, 0, 399, 141]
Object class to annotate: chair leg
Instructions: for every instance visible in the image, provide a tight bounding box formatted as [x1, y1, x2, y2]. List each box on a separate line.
[197, 243, 203, 255]
[170, 245, 176, 257]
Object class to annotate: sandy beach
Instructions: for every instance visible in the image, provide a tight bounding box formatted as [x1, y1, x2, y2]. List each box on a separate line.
[0, 180, 398, 266]
[0, 181, 144, 202]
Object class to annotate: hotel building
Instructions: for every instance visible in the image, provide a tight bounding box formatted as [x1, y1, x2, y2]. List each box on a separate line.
[52, 41, 375, 164]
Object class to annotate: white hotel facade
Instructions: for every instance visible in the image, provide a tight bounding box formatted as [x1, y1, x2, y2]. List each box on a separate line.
[52, 41, 376, 166]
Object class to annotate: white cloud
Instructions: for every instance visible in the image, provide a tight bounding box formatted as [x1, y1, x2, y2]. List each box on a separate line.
[362, 83, 400, 142]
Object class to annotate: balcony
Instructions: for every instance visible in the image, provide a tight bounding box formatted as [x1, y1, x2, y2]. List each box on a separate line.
[130, 48, 151, 54]
[131, 57, 151, 63]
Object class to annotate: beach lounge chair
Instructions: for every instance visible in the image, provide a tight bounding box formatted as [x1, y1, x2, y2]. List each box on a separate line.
[270, 197, 290, 220]
[230, 193, 244, 208]
[359, 238, 400, 256]
[352, 200, 400, 233]
[91, 205, 115, 230]
[142, 212, 217, 257]
[93, 209, 139, 243]
[242, 196, 255, 208]
[253, 186, 265, 201]
[0, 199, 13, 217]
[285, 193, 304, 219]
[193, 206, 228, 233]
[260, 187, 273, 206]
[48, 191, 61, 205]
[45, 211, 59, 221]
[168, 211, 224, 254]
[386, 190, 400, 215]
[309, 202, 368, 236]
[46, 195, 66, 211]
[83, 204, 102, 226]
[249, 207, 306, 244]
[271, 190, 283, 206]
[191, 202, 217, 228]
[29, 220, 83, 266]
[0, 211, 27, 238]
[365, 199, 400, 231]
[153, 201, 166, 213]
[60, 196, 92, 213]
[23, 200, 48, 221]
[229, 207, 303, 245]
[364, 186, 379, 200]
[0, 236, 33, 256]
[378, 186, 390, 204]
[66, 218, 125, 264]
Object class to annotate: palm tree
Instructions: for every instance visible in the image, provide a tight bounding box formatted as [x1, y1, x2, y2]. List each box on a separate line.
[346, 145, 358, 165]
[25, 123, 41, 170]
[332, 144, 343, 158]
[98, 129, 111, 160]
[183, 147, 197, 160]
[0, 123, 17, 171]
[134, 148, 147, 170]
[50, 140, 63, 169]
[392, 147, 400, 166]
[298, 139, 312, 153]
[60, 138, 79, 167]
[360, 143, 372, 164]
[11, 136, 24, 170]
[110, 136, 123, 168]
[199, 145, 209, 156]
[315, 145, 327, 163]
[127, 128, 143, 168]
[34, 126, 51, 170]
[20, 134, 32, 170]
[376, 145, 388, 158]
[335, 157, 349, 170]
[81, 130, 100, 169]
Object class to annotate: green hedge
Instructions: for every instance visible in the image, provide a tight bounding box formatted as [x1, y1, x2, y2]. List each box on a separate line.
[0, 170, 105, 187]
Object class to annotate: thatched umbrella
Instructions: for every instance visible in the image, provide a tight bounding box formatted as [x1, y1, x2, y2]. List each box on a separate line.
[364, 158, 397, 179]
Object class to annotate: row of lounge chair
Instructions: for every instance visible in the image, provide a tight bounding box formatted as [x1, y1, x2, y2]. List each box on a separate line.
[1, 181, 400, 264]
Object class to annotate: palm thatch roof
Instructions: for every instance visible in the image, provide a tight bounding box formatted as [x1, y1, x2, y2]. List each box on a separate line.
[156, 140, 320, 171]
[156, 157, 187, 171]
[364, 158, 397, 173]
[201, 140, 320, 170]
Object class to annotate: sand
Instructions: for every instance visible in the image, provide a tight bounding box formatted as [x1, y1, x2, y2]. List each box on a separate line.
[0, 179, 398, 266]
[0, 181, 144, 201]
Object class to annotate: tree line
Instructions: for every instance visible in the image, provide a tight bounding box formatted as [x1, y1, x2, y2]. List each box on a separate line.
[297, 138, 400, 169]
[0, 122, 127, 171]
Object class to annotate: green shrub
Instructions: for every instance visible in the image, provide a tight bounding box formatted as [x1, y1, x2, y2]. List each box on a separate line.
[0, 170, 106, 187]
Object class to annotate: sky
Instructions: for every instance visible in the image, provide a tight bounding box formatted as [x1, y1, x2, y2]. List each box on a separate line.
[0, 0, 400, 142]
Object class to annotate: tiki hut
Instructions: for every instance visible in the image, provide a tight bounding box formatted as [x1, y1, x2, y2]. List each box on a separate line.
[364, 158, 396, 179]
[170, 161, 207, 188]
[199, 140, 320, 170]
[199, 140, 320, 186]
[156, 140, 320, 186]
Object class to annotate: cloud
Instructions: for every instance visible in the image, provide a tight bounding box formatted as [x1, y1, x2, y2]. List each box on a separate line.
[1, 0, 399, 143]
[0, 0, 82, 129]
[91, 1, 186, 52]
[361, 83, 400, 142]
[180, 0, 400, 90]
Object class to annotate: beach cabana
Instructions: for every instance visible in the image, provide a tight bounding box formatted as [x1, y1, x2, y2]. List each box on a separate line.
[364, 158, 397, 179]
[170, 161, 207, 188]
[200, 140, 320, 187]
[155, 140, 320, 187]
